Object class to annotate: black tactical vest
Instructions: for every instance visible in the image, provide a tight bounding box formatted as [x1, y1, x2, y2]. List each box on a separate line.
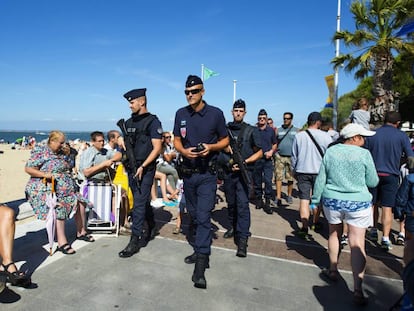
[125, 113, 156, 162]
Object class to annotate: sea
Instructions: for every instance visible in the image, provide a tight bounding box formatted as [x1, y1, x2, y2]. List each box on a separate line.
[0, 130, 91, 144]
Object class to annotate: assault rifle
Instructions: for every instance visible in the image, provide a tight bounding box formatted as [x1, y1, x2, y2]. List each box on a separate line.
[117, 118, 140, 191]
[227, 127, 251, 187]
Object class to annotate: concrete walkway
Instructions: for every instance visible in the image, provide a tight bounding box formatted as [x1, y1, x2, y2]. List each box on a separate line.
[1, 188, 405, 310]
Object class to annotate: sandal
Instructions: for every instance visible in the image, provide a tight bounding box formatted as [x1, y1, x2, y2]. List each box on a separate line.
[0, 262, 32, 287]
[77, 234, 95, 242]
[55, 243, 76, 255]
[172, 227, 181, 234]
[353, 289, 368, 306]
[321, 268, 339, 283]
[119, 226, 132, 236]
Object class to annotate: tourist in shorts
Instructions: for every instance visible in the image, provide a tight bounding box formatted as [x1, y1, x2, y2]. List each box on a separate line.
[311, 123, 379, 306]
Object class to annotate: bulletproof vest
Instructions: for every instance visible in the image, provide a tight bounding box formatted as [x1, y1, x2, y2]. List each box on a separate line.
[228, 122, 255, 159]
[125, 113, 156, 161]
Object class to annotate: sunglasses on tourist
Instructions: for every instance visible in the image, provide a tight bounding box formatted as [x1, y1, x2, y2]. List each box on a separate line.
[184, 88, 202, 95]
[258, 117, 267, 120]
[163, 136, 171, 139]
[284, 118, 292, 120]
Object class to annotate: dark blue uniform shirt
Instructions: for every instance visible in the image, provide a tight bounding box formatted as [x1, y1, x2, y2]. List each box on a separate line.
[173, 103, 227, 165]
[258, 125, 277, 154]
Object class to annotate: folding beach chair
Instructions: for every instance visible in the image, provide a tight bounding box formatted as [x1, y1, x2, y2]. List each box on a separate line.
[85, 181, 122, 236]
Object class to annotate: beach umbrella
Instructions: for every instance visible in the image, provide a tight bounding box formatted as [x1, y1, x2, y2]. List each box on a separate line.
[44, 177, 57, 256]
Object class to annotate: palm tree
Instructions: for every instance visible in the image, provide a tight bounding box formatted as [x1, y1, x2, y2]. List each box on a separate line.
[331, 0, 414, 125]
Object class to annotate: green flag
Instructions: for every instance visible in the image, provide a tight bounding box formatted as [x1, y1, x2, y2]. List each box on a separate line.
[203, 66, 220, 81]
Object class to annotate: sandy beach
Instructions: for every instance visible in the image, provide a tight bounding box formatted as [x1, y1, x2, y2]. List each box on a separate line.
[0, 144, 31, 203]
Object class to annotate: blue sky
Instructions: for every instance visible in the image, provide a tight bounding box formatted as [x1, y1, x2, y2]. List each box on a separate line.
[0, 0, 358, 132]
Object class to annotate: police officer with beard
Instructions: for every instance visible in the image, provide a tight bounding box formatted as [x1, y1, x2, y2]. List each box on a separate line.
[221, 99, 263, 257]
[173, 75, 229, 289]
[118, 88, 163, 258]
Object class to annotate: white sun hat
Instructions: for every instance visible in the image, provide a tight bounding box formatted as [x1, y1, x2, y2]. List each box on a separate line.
[340, 123, 376, 139]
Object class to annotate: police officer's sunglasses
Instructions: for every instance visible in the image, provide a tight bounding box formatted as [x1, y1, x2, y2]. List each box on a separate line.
[184, 88, 203, 95]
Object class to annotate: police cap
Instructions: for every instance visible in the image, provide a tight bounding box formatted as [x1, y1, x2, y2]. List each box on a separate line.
[123, 88, 147, 101]
[233, 99, 246, 109]
[185, 75, 203, 88]
[258, 109, 267, 116]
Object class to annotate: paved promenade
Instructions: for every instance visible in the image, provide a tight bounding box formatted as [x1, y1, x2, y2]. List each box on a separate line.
[1, 189, 405, 310]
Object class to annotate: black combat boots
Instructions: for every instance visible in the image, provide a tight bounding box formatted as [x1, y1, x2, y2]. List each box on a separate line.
[264, 198, 273, 214]
[184, 252, 210, 268]
[118, 235, 140, 258]
[236, 238, 248, 258]
[192, 253, 209, 289]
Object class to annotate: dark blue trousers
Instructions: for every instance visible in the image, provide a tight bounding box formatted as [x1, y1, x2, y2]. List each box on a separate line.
[129, 168, 155, 237]
[183, 172, 217, 255]
[253, 158, 274, 200]
[223, 171, 251, 239]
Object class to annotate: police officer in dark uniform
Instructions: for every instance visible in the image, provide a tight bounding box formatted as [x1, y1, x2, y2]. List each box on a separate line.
[253, 109, 277, 214]
[221, 99, 262, 257]
[173, 75, 229, 289]
[118, 88, 163, 258]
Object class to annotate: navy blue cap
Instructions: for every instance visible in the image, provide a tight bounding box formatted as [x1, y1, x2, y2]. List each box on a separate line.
[258, 109, 267, 116]
[185, 75, 203, 88]
[123, 88, 146, 101]
[233, 99, 246, 109]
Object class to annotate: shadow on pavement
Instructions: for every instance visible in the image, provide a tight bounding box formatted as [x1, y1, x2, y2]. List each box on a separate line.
[0, 287, 21, 304]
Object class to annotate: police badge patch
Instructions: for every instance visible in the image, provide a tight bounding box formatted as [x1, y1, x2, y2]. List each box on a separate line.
[157, 127, 163, 135]
[180, 120, 186, 138]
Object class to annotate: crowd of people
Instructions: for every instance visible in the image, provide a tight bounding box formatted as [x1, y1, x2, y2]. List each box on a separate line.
[1, 76, 414, 308]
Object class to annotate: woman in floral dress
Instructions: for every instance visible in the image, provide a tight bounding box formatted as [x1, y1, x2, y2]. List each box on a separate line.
[25, 131, 94, 255]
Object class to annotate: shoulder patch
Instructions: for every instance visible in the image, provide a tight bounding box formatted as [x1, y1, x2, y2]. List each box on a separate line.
[157, 127, 163, 135]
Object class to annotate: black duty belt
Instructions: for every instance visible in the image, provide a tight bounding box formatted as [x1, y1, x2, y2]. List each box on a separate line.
[180, 166, 209, 174]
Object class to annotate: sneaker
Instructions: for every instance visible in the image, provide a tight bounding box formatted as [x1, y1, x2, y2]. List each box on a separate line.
[295, 228, 313, 241]
[311, 222, 323, 232]
[276, 199, 283, 207]
[340, 235, 348, 246]
[367, 228, 378, 242]
[396, 233, 405, 246]
[286, 196, 293, 204]
[381, 240, 393, 251]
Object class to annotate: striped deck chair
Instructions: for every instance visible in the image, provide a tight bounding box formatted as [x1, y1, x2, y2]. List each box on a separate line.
[86, 181, 122, 236]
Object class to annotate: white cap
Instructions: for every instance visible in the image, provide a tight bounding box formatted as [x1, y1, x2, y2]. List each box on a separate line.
[340, 123, 376, 139]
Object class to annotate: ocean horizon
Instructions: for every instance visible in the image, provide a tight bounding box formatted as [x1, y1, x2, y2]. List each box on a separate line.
[0, 130, 92, 144]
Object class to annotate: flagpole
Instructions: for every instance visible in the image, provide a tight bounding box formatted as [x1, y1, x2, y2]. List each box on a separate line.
[201, 64, 204, 82]
[333, 0, 341, 130]
[233, 80, 237, 103]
